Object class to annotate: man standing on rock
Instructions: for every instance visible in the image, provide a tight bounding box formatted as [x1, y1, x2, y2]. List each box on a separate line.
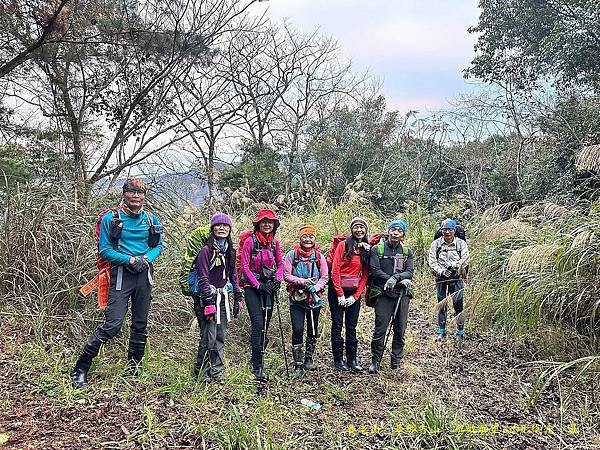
[428, 218, 469, 344]
[71, 178, 164, 388]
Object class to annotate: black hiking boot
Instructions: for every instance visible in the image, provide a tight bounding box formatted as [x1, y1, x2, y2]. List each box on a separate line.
[368, 340, 383, 374]
[304, 337, 317, 371]
[253, 367, 269, 382]
[291, 344, 304, 380]
[346, 340, 363, 372]
[332, 340, 349, 371]
[71, 340, 101, 389]
[390, 356, 404, 371]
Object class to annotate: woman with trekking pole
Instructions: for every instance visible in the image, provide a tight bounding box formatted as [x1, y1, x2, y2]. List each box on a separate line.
[328, 217, 370, 372]
[367, 219, 414, 374]
[284, 224, 329, 379]
[192, 213, 243, 383]
[239, 209, 284, 382]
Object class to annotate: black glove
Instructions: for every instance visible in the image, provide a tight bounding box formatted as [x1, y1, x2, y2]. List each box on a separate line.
[270, 279, 281, 293]
[233, 292, 244, 318]
[131, 256, 149, 273]
[258, 282, 272, 294]
[441, 268, 457, 279]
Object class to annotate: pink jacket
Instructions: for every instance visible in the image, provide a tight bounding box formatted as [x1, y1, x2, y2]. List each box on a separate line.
[283, 249, 329, 294]
[240, 234, 284, 288]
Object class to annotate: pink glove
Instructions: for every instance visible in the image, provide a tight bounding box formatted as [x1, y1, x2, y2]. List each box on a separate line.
[204, 304, 216, 320]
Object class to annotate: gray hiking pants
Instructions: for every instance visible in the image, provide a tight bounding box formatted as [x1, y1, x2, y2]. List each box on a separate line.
[193, 297, 228, 379]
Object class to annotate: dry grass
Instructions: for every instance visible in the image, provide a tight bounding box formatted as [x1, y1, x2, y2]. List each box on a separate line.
[506, 244, 557, 274]
[475, 218, 535, 243]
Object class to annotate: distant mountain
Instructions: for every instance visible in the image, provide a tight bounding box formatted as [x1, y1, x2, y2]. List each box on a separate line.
[96, 172, 209, 207]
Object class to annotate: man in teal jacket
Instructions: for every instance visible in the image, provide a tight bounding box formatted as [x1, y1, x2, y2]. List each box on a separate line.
[72, 178, 164, 388]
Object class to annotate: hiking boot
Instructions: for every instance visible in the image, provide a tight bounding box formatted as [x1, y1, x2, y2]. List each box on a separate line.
[368, 340, 384, 374]
[435, 328, 447, 343]
[455, 330, 465, 345]
[71, 365, 90, 389]
[346, 340, 363, 372]
[253, 367, 269, 382]
[212, 372, 224, 384]
[304, 337, 317, 371]
[71, 339, 101, 389]
[390, 357, 403, 370]
[291, 344, 304, 380]
[368, 361, 381, 374]
[332, 340, 349, 371]
[126, 333, 147, 376]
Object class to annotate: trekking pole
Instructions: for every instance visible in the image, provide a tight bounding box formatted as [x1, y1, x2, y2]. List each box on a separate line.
[309, 306, 316, 338]
[274, 291, 290, 380]
[378, 290, 403, 367]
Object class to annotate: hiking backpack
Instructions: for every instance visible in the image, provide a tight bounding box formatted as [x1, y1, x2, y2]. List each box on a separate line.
[325, 233, 349, 267]
[235, 230, 277, 285]
[81, 206, 162, 308]
[180, 225, 211, 296]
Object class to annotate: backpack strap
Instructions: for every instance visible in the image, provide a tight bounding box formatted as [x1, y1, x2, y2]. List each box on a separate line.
[377, 238, 410, 271]
[110, 209, 121, 250]
[377, 238, 385, 258]
[436, 238, 462, 259]
[292, 248, 321, 277]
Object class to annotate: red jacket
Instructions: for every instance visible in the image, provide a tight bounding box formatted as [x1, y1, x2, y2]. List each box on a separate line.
[330, 241, 368, 299]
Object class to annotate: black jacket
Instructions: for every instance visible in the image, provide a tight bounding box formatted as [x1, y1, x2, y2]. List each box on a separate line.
[369, 238, 414, 290]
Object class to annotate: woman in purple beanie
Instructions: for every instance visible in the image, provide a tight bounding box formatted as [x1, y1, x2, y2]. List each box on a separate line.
[192, 212, 243, 383]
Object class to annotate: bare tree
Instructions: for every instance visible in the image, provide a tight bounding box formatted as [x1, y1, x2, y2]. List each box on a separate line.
[2, 0, 262, 189]
[270, 30, 359, 193]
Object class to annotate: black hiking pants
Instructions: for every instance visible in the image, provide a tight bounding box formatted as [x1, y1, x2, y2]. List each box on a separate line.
[290, 303, 320, 345]
[244, 286, 274, 371]
[328, 284, 361, 347]
[84, 265, 153, 358]
[371, 293, 410, 361]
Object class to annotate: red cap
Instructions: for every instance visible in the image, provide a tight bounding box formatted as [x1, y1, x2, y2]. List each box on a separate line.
[252, 209, 280, 230]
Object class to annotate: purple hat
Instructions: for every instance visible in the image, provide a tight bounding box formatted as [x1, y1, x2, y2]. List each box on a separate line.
[210, 212, 233, 229]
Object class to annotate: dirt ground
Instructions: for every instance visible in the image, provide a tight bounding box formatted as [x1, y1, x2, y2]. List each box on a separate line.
[0, 296, 598, 449]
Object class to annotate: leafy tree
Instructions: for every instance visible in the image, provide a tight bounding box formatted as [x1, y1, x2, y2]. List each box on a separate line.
[466, 0, 600, 93]
[220, 143, 286, 203]
[0, 144, 31, 192]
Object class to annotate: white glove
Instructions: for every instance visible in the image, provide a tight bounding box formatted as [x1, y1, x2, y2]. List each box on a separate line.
[345, 296, 356, 307]
[337, 296, 347, 306]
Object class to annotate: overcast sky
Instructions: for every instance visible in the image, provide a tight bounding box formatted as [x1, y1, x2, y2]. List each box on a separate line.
[256, 0, 482, 113]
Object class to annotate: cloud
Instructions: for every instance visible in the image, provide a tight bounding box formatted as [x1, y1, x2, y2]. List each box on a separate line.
[256, 0, 482, 111]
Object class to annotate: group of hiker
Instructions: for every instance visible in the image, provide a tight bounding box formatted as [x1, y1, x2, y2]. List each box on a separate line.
[71, 179, 469, 388]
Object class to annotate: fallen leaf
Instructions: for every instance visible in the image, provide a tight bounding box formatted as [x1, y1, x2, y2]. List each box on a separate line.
[120, 425, 129, 435]
[0, 433, 9, 446]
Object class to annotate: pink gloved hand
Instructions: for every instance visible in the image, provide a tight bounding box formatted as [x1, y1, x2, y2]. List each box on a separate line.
[204, 304, 216, 320]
